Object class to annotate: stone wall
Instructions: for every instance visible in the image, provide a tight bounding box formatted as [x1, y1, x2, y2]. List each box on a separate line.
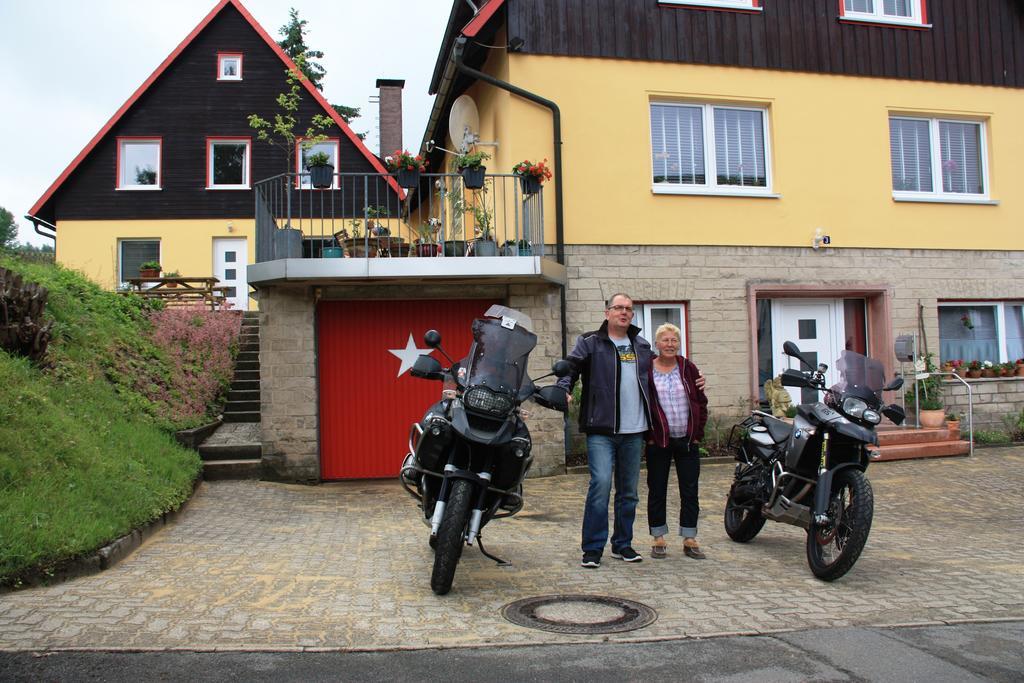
[944, 377, 1024, 433]
[563, 245, 1024, 427]
[258, 285, 319, 482]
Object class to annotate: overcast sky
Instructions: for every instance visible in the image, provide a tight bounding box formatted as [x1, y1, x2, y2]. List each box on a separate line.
[0, 0, 453, 245]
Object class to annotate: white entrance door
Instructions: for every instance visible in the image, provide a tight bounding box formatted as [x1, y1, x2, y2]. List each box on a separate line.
[213, 237, 248, 311]
[771, 299, 846, 406]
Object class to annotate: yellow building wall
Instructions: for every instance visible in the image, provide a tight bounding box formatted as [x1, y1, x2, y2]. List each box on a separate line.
[486, 54, 1021, 250]
[55, 219, 254, 289]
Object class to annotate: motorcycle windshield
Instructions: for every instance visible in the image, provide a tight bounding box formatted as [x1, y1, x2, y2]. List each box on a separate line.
[463, 316, 537, 394]
[833, 350, 886, 399]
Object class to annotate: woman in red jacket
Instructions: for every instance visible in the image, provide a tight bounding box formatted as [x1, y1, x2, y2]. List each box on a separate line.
[646, 323, 709, 559]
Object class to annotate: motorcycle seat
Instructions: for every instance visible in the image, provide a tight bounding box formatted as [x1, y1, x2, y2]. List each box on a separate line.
[763, 416, 792, 443]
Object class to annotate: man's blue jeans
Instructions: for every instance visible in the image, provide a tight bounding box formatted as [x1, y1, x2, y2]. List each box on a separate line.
[582, 433, 643, 554]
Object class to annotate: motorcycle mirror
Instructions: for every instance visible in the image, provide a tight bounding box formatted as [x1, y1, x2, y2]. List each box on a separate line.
[410, 354, 445, 381]
[423, 330, 442, 348]
[534, 385, 568, 413]
[883, 377, 904, 391]
[782, 341, 815, 370]
[882, 403, 906, 425]
[779, 368, 808, 387]
[552, 359, 572, 377]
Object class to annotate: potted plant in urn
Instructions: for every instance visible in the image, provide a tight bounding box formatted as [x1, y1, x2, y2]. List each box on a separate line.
[304, 150, 334, 189]
[470, 205, 497, 256]
[138, 261, 161, 278]
[454, 150, 490, 189]
[414, 219, 441, 257]
[385, 149, 427, 189]
[511, 158, 552, 196]
[908, 354, 945, 428]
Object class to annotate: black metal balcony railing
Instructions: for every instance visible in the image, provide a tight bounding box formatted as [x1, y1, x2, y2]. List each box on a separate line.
[254, 172, 545, 263]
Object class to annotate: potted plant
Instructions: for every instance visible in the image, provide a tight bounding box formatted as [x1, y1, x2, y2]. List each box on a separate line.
[511, 158, 552, 196]
[305, 150, 334, 189]
[471, 206, 497, 256]
[335, 221, 371, 258]
[414, 219, 441, 257]
[501, 238, 532, 256]
[1016, 358, 1024, 377]
[981, 360, 996, 378]
[138, 261, 161, 278]
[385, 149, 427, 189]
[455, 150, 490, 189]
[946, 412, 961, 439]
[966, 360, 982, 378]
[163, 269, 181, 287]
[908, 354, 945, 428]
[1000, 361, 1016, 377]
[322, 236, 343, 258]
[442, 183, 468, 257]
[950, 359, 967, 377]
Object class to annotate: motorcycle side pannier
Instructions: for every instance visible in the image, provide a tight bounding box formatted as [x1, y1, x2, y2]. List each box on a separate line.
[414, 401, 454, 473]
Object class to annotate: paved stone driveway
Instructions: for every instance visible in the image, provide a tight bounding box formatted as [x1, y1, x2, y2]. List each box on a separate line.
[1, 449, 1021, 652]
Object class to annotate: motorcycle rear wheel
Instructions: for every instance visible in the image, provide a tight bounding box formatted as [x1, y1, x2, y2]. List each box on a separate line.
[806, 468, 873, 581]
[430, 478, 474, 595]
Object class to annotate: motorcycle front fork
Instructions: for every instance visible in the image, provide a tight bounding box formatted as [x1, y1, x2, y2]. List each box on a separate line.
[429, 457, 495, 546]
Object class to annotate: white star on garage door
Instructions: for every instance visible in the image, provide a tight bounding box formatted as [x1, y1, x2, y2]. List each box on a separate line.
[388, 333, 434, 377]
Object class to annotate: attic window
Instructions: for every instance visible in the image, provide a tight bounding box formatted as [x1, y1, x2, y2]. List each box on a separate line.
[117, 137, 161, 190]
[659, 0, 761, 10]
[218, 53, 243, 81]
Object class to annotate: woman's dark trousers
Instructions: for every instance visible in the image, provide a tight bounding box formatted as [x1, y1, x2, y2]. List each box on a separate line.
[646, 437, 700, 537]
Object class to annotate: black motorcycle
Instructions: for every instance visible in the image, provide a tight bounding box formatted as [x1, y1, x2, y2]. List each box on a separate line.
[399, 305, 569, 595]
[724, 341, 905, 581]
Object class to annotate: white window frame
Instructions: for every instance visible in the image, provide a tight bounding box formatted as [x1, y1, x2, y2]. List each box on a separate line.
[638, 303, 689, 354]
[118, 238, 160, 286]
[651, 101, 775, 197]
[890, 116, 990, 204]
[658, 0, 761, 10]
[206, 137, 251, 190]
[841, 0, 927, 27]
[116, 137, 161, 190]
[938, 301, 1024, 364]
[217, 53, 243, 81]
[296, 138, 341, 189]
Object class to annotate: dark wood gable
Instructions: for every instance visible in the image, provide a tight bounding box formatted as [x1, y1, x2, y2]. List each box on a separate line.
[507, 0, 1024, 88]
[41, 3, 382, 224]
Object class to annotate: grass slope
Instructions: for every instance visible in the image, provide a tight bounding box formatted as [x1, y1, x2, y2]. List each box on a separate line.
[0, 256, 202, 584]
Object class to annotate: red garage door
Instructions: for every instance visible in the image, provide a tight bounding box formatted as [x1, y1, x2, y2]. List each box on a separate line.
[317, 299, 496, 480]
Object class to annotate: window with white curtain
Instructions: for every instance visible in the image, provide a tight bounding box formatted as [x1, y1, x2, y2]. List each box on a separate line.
[890, 117, 987, 200]
[938, 302, 1024, 364]
[651, 102, 770, 195]
[843, 0, 925, 25]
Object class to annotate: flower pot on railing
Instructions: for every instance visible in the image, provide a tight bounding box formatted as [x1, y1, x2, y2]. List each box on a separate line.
[322, 246, 343, 258]
[472, 239, 498, 257]
[442, 240, 467, 257]
[518, 174, 541, 196]
[341, 238, 373, 258]
[396, 168, 421, 189]
[460, 165, 486, 189]
[309, 163, 334, 189]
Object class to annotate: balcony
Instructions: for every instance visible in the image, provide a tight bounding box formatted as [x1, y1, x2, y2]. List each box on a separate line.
[248, 172, 566, 287]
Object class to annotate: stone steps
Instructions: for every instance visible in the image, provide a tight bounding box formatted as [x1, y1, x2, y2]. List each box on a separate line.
[875, 425, 969, 462]
[202, 458, 264, 481]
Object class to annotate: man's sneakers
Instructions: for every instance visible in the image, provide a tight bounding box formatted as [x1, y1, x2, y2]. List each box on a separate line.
[581, 551, 602, 568]
[611, 546, 643, 562]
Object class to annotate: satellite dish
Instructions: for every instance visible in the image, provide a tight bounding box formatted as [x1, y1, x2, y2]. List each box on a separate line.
[449, 94, 480, 152]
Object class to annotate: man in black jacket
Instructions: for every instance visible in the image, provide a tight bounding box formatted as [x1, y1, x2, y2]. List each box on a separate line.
[558, 293, 653, 568]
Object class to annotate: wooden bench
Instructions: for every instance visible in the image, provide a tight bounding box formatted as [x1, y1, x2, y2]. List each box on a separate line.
[122, 277, 229, 311]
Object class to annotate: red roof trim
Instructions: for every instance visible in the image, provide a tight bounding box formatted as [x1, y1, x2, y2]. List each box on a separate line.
[30, 0, 400, 217]
[461, 0, 506, 38]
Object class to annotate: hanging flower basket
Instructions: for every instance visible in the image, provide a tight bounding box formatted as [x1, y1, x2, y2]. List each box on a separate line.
[309, 163, 334, 189]
[460, 165, 487, 189]
[396, 168, 421, 189]
[518, 174, 540, 196]
[385, 150, 427, 189]
[512, 158, 552, 196]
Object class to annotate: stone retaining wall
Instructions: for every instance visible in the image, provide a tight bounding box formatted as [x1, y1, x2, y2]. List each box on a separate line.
[944, 377, 1024, 433]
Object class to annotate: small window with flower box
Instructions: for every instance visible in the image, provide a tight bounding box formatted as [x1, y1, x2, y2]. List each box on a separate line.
[217, 53, 243, 81]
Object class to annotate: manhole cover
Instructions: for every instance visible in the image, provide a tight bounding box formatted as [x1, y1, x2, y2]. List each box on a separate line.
[501, 594, 657, 634]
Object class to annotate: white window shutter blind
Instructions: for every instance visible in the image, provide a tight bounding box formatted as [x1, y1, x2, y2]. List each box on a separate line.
[939, 121, 982, 194]
[651, 104, 704, 185]
[713, 108, 765, 187]
[889, 118, 932, 192]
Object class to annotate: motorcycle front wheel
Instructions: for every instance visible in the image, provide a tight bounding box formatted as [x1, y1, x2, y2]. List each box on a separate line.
[430, 478, 474, 595]
[806, 468, 874, 581]
[724, 466, 767, 542]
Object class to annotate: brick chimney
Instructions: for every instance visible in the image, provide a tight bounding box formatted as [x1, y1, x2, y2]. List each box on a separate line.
[376, 79, 405, 157]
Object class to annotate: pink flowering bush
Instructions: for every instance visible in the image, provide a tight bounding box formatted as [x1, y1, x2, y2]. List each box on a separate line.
[145, 306, 242, 427]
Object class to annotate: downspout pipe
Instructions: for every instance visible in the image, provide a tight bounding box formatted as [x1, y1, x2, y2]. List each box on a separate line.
[23, 215, 57, 243]
[452, 36, 573, 467]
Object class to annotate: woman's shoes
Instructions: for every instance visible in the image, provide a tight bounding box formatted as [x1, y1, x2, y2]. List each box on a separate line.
[683, 539, 706, 560]
[651, 539, 668, 559]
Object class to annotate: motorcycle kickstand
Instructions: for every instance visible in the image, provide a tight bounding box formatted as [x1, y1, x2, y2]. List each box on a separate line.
[477, 535, 511, 566]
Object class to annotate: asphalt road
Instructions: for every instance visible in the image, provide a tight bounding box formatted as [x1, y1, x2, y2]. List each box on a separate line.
[1, 621, 1021, 682]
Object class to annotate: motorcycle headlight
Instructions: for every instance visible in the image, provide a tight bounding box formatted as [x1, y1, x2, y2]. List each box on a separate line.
[862, 409, 881, 425]
[842, 396, 869, 419]
[463, 386, 514, 416]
